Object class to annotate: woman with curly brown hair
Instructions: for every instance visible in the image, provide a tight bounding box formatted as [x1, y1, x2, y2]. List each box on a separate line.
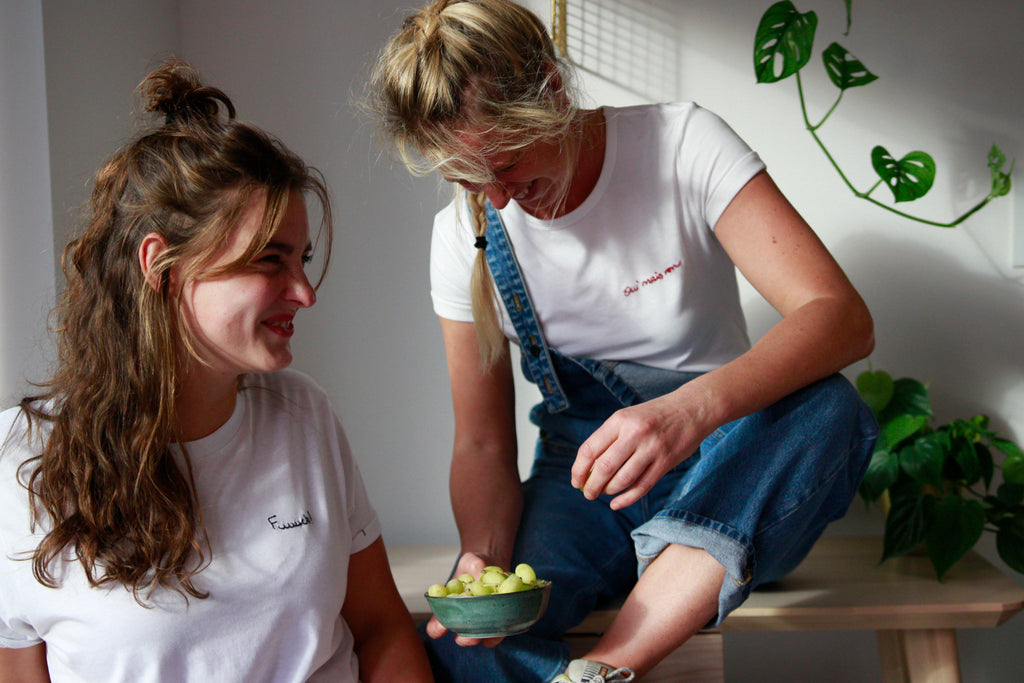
[0, 60, 432, 683]
[368, 1, 878, 681]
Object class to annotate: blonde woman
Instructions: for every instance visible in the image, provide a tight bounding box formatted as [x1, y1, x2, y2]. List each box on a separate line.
[369, 1, 877, 681]
[0, 61, 432, 683]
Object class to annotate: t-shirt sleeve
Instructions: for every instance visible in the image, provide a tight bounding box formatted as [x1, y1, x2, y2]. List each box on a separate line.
[0, 618, 42, 649]
[675, 104, 766, 231]
[429, 198, 478, 322]
[0, 411, 44, 649]
[333, 417, 381, 554]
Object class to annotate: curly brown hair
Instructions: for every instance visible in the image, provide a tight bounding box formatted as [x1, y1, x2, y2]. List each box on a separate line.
[15, 59, 332, 602]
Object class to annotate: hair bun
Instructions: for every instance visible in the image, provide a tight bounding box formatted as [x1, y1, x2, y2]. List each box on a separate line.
[139, 58, 236, 125]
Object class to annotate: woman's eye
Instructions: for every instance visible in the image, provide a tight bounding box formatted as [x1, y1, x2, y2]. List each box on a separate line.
[301, 253, 313, 266]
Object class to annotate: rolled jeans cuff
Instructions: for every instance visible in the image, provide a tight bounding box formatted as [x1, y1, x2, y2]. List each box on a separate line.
[631, 510, 754, 627]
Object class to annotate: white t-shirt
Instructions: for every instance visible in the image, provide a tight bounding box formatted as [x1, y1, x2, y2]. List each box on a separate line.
[430, 102, 766, 372]
[0, 369, 381, 683]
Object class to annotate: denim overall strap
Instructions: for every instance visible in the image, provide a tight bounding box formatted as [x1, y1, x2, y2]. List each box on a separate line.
[480, 200, 569, 412]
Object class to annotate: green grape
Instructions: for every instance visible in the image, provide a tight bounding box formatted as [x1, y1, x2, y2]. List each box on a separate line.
[497, 574, 527, 593]
[467, 580, 494, 596]
[480, 570, 508, 585]
[457, 573, 475, 584]
[427, 583, 448, 597]
[445, 578, 465, 594]
[514, 563, 537, 584]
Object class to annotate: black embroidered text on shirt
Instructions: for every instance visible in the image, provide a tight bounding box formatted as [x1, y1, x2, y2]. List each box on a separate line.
[268, 510, 312, 530]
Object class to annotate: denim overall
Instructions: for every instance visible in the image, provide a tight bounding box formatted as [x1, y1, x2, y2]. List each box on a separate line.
[422, 201, 878, 683]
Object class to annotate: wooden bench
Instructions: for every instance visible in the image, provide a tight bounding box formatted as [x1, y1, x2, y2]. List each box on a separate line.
[388, 536, 1024, 682]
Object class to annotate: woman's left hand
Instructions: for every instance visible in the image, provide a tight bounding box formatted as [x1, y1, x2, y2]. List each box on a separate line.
[572, 385, 713, 510]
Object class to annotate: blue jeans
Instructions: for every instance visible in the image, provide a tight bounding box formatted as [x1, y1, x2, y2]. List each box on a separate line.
[421, 351, 878, 683]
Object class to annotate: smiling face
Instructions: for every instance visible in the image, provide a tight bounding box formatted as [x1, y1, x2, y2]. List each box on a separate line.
[445, 132, 574, 220]
[179, 190, 315, 385]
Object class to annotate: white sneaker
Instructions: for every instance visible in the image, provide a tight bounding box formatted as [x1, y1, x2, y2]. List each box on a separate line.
[551, 658, 636, 682]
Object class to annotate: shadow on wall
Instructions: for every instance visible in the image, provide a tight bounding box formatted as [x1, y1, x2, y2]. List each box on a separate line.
[746, 232, 1024, 436]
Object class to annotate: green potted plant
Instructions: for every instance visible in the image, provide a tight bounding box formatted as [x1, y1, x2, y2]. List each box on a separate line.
[856, 368, 1024, 580]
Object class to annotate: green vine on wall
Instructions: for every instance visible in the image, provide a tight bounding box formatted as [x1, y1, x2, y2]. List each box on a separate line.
[753, 0, 1013, 228]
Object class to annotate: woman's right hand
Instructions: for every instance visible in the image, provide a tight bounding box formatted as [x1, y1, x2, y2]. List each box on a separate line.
[425, 551, 508, 648]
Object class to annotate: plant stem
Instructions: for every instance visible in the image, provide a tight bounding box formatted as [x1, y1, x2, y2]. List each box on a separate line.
[793, 74, 992, 228]
[809, 90, 844, 131]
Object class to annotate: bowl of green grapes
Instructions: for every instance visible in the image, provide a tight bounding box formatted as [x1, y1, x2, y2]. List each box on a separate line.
[424, 563, 552, 638]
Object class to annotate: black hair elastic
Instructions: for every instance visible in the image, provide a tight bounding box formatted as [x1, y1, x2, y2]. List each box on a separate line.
[474, 235, 488, 250]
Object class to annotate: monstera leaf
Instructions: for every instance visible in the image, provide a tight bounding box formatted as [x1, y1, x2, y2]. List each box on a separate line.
[822, 42, 877, 90]
[872, 146, 936, 203]
[754, 0, 817, 83]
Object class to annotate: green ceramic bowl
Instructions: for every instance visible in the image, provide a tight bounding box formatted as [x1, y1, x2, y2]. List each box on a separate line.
[425, 582, 552, 638]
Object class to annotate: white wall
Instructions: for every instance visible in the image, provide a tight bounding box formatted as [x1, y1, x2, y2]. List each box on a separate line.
[0, 1, 55, 407]
[42, 0, 181, 268]
[22, 0, 1024, 681]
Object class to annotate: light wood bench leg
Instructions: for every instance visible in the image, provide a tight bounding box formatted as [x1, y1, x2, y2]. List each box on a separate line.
[565, 632, 724, 683]
[877, 629, 961, 683]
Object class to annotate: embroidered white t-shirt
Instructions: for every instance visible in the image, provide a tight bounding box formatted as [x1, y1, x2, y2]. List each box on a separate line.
[430, 102, 766, 372]
[0, 369, 381, 683]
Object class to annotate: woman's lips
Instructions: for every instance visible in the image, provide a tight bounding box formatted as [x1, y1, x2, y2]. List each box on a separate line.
[263, 316, 295, 337]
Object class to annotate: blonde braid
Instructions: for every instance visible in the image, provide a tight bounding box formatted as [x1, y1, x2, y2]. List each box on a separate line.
[467, 191, 507, 367]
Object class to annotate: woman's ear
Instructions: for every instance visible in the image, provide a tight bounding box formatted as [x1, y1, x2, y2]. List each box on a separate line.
[138, 232, 169, 291]
[543, 62, 569, 108]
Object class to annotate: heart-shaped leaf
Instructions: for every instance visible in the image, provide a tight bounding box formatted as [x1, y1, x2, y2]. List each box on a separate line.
[881, 378, 932, 421]
[859, 448, 900, 502]
[754, 0, 818, 84]
[871, 146, 937, 203]
[881, 413, 928, 450]
[900, 432, 946, 488]
[1003, 455, 1024, 486]
[822, 42, 877, 90]
[951, 436, 981, 485]
[996, 514, 1024, 574]
[926, 496, 986, 580]
[856, 369, 893, 414]
[882, 484, 932, 561]
[993, 437, 1024, 460]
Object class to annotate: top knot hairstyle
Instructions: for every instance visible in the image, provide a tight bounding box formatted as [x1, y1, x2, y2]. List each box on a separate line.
[368, 0, 581, 366]
[15, 59, 332, 603]
[143, 59, 235, 125]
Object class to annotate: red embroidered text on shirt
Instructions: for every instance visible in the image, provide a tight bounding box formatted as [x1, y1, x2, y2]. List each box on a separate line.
[623, 260, 683, 297]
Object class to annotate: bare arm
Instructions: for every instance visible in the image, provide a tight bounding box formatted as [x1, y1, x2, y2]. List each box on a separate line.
[441, 318, 521, 566]
[575, 170, 874, 508]
[0, 644, 49, 683]
[342, 537, 433, 682]
[425, 318, 520, 645]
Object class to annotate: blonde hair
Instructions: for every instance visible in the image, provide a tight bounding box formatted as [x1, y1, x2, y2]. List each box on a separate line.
[16, 59, 332, 602]
[368, 0, 580, 366]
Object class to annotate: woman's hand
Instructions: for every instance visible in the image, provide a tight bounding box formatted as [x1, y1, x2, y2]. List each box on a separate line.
[572, 385, 714, 510]
[424, 551, 507, 648]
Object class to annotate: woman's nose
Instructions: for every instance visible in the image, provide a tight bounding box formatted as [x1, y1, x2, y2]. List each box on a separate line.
[483, 182, 513, 209]
[288, 268, 316, 308]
